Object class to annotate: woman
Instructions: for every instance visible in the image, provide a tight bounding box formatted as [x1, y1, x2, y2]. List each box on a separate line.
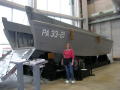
[61, 43, 75, 84]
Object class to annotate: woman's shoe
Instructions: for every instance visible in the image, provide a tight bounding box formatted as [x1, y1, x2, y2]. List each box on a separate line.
[65, 80, 69, 84]
[71, 80, 75, 84]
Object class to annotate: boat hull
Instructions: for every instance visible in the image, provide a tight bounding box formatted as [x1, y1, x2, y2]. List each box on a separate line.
[30, 20, 112, 56]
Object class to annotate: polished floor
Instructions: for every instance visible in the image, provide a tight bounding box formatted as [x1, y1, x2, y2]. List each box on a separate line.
[0, 61, 120, 90]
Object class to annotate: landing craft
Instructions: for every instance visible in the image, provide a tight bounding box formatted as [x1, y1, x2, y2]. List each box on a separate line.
[25, 6, 112, 56]
[1, 6, 113, 80]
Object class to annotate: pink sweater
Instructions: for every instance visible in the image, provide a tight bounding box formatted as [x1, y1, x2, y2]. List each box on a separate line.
[63, 49, 75, 59]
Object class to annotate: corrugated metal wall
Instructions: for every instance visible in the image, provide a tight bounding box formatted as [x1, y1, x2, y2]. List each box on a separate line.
[91, 19, 120, 58]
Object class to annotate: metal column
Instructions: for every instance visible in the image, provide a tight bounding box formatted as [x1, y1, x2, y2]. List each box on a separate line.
[16, 63, 24, 90]
[33, 65, 41, 90]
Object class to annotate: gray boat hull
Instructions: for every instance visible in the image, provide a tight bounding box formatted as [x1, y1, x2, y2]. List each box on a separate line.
[2, 18, 33, 49]
[30, 20, 112, 56]
[25, 6, 113, 56]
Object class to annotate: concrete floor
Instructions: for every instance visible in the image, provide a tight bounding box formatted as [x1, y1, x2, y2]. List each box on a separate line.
[0, 61, 120, 90]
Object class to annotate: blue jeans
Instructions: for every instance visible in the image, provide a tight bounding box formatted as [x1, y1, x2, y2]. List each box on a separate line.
[65, 63, 74, 80]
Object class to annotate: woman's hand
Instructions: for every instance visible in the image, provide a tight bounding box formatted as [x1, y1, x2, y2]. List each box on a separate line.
[71, 59, 74, 66]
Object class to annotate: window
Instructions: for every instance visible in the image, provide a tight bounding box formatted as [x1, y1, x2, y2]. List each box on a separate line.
[47, 0, 60, 13]
[12, 9, 29, 25]
[7, 0, 31, 6]
[0, 6, 12, 44]
[37, 0, 72, 15]
[61, 18, 72, 25]
[37, 0, 72, 24]
[37, 0, 48, 10]
[0, 6, 12, 22]
[60, 0, 71, 15]
[0, 23, 9, 44]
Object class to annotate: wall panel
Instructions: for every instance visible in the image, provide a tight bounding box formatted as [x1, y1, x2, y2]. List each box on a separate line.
[91, 19, 120, 58]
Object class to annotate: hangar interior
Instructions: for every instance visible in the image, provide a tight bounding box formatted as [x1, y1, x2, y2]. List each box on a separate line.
[0, 0, 120, 90]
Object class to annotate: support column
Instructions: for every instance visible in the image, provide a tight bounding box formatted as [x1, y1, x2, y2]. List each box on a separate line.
[73, 0, 82, 28]
[33, 0, 37, 9]
[16, 63, 24, 90]
[33, 65, 41, 90]
[82, 0, 89, 30]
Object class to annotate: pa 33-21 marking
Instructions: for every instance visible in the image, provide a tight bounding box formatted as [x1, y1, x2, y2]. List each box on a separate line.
[42, 29, 65, 39]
